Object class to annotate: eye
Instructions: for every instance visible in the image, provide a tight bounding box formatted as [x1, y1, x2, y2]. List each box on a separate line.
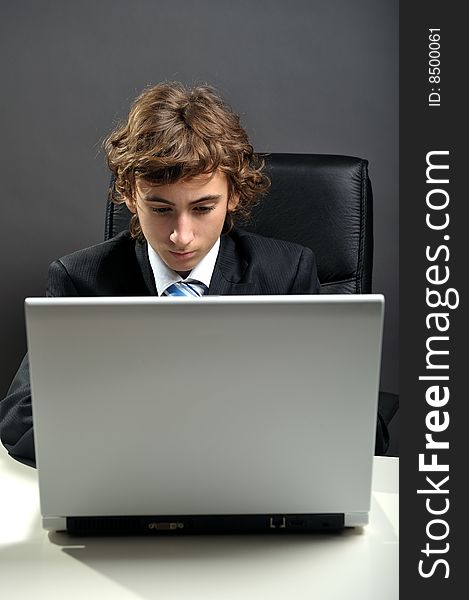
[151, 207, 171, 215]
[193, 205, 215, 214]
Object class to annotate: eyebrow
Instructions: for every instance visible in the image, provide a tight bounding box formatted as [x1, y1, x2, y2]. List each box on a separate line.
[141, 194, 223, 205]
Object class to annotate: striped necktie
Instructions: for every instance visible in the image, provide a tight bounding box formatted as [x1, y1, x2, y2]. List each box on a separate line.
[163, 281, 207, 297]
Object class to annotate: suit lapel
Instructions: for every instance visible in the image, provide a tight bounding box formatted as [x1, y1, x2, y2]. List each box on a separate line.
[134, 241, 158, 295]
[208, 234, 257, 296]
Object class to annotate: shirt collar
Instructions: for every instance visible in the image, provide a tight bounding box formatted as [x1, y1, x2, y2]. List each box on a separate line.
[147, 239, 221, 296]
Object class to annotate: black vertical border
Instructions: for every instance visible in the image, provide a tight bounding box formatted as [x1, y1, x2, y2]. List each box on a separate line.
[400, 1, 465, 596]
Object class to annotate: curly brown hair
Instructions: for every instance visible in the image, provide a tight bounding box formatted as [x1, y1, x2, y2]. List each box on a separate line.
[104, 82, 270, 239]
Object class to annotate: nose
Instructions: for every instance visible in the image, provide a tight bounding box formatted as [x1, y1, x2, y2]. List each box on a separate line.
[169, 214, 195, 248]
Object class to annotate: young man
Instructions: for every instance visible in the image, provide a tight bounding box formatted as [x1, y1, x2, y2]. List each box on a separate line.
[0, 82, 322, 467]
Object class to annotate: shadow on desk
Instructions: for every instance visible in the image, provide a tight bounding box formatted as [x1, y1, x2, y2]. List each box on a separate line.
[50, 526, 362, 550]
[43, 503, 396, 599]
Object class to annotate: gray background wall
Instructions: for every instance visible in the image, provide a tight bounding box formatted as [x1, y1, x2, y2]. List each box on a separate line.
[1, 0, 398, 396]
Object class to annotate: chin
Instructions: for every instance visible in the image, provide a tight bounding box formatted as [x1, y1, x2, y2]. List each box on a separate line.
[166, 260, 195, 274]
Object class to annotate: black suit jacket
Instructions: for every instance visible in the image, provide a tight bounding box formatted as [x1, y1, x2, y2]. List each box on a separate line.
[0, 229, 322, 466]
[46, 229, 320, 298]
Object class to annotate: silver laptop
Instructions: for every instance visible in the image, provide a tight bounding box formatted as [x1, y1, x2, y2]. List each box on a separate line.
[25, 294, 384, 535]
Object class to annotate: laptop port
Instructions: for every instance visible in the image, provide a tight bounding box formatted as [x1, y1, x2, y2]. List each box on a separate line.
[287, 517, 306, 528]
[269, 516, 286, 529]
[148, 521, 184, 531]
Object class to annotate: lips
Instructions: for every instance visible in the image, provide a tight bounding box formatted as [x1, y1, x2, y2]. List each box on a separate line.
[169, 250, 196, 260]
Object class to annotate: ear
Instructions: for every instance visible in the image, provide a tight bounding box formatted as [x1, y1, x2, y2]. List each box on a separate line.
[124, 196, 137, 214]
[227, 194, 240, 212]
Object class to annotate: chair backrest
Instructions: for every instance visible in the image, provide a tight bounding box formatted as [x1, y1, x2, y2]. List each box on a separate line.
[104, 153, 373, 293]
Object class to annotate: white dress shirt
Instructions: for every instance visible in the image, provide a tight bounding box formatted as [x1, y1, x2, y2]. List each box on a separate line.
[147, 239, 220, 296]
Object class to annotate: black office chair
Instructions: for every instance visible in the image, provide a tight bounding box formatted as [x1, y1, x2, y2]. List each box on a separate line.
[104, 153, 398, 453]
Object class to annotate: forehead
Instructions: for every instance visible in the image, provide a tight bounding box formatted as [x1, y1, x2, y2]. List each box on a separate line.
[135, 171, 228, 198]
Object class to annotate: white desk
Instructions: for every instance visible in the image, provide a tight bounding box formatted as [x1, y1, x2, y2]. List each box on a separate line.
[0, 449, 398, 599]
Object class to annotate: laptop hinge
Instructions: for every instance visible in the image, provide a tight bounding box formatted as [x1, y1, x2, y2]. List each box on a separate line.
[344, 512, 369, 527]
[43, 517, 67, 531]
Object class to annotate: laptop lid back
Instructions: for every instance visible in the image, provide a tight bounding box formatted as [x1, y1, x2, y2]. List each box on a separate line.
[25, 295, 384, 530]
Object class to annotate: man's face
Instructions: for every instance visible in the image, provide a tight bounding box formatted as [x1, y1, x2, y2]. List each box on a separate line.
[126, 171, 238, 276]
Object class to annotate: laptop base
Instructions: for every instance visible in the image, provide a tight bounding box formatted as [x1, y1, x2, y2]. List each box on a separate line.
[60, 514, 346, 536]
